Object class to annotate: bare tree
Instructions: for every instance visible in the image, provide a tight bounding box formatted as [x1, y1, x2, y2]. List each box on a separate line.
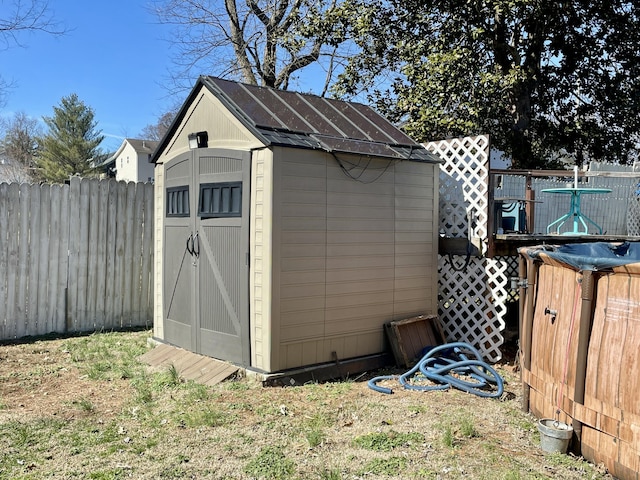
[139, 109, 178, 141]
[0, 0, 65, 50]
[150, 0, 354, 95]
[0, 111, 42, 183]
[0, 0, 66, 106]
[0, 159, 34, 183]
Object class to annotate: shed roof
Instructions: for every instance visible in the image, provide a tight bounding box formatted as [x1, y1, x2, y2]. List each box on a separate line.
[152, 76, 440, 163]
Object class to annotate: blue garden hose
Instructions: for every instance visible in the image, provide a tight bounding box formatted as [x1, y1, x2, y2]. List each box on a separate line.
[367, 342, 504, 398]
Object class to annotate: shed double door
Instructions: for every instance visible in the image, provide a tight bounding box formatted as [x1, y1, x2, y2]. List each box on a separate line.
[163, 148, 250, 366]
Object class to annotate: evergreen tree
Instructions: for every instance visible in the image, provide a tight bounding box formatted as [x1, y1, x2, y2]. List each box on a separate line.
[37, 94, 105, 182]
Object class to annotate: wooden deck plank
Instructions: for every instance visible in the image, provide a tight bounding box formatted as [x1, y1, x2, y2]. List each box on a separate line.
[164, 350, 203, 371]
[198, 365, 239, 385]
[139, 343, 238, 386]
[178, 357, 216, 377]
[139, 344, 177, 364]
[182, 361, 238, 385]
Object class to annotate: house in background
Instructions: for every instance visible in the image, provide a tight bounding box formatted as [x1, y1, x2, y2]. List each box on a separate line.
[109, 138, 158, 183]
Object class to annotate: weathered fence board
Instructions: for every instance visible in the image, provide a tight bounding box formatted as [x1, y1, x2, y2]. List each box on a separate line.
[0, 183, 8, 339]
[6, 183, 20, 337]
[123, 182, 136, 325]
[55, 185, 70, 333]
[113, 181, 127, 326]
[0, 177, 154, 340]
[107, 181, 120, 329]
[141, 184, 154, 322]
[36, 186, 50, 332]
[17, 184, 30, 336]
[27, 185, 40, 334]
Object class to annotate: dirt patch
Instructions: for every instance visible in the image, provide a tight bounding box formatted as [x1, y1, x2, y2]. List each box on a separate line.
[0, 338, 133, 422]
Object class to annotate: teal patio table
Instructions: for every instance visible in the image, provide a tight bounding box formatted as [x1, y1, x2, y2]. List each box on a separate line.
[542, 187, 611, 235]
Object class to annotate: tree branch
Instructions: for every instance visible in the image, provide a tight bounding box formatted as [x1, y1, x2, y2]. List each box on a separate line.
[0, 0, 66, 50]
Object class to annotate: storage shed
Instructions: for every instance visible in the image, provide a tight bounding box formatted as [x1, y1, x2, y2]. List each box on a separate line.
[151, 76, 441, 374]
[519, 242, 640, 479]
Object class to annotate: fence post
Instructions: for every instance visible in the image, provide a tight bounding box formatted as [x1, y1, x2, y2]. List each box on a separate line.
[525, 174, 535, 234]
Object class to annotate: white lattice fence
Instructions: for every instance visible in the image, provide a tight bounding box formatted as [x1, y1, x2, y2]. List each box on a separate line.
[435, 136, 490, 241]
[427, 135, 512, 361]
[628, 193, 640, 236]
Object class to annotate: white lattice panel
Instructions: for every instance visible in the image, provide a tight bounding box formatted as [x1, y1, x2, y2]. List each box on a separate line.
[439, 201, 469, 238]
[627, 182, 640, 236]
[427, 135, 510, 361]
[431, 135, 490, 242]
[501, 255, 521, 303]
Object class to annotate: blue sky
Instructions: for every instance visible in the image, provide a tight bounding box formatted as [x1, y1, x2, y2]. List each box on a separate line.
[2, 1, 177, 152]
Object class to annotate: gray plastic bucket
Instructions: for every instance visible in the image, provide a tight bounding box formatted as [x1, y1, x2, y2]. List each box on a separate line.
[538, 418, 573, 453]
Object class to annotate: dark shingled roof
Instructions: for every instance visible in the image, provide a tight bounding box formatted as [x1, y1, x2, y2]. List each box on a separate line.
[153, 76, 440, 164]
[127, 139, 159, 154]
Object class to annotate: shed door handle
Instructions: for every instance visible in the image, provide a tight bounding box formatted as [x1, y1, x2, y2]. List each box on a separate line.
[186, 233, 195, 256]
[193, 231, 200, 258]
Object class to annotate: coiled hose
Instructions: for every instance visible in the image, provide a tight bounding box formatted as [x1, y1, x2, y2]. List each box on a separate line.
[367, 342, 504, 398]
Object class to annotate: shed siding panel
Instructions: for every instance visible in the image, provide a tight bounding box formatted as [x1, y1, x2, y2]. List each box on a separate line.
[326, 268, 394, 283]
[280, 322, 325, 342]
[394, 161, 438, 319]
[323, 157, 396, 362]
[276, 153, 437, 370]
[280, 309, 325, 326]
[326, 291, 395, 309]
[327, 218, 394, 231]
[327, 243, 393, 257]
[325, 303, 395, 327]
[281, 283, 329, 299]
[329, 192, 394, 208]
[325, 279, 394, 295]
[280, 270, 326, 285]
[326, 255, 395, 270]
[277, 152, 327, 361]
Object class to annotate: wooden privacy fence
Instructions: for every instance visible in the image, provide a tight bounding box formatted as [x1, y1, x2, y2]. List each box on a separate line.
[0, 177, 154, 341]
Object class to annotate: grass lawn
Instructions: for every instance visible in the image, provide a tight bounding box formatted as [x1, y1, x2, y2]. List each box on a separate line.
[0, 330, 613, 479]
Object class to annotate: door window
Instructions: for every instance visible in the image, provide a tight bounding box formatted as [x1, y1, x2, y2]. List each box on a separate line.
[198, 182, 242, 218]
[166, 186, 190, 217]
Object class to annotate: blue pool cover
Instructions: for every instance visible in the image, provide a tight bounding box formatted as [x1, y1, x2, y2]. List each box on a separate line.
[519, 242, 640, 271]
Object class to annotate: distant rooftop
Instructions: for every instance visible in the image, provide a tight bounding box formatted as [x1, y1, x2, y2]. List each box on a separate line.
[104, 138, 159, 166]
[126, 139, 159, 154]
